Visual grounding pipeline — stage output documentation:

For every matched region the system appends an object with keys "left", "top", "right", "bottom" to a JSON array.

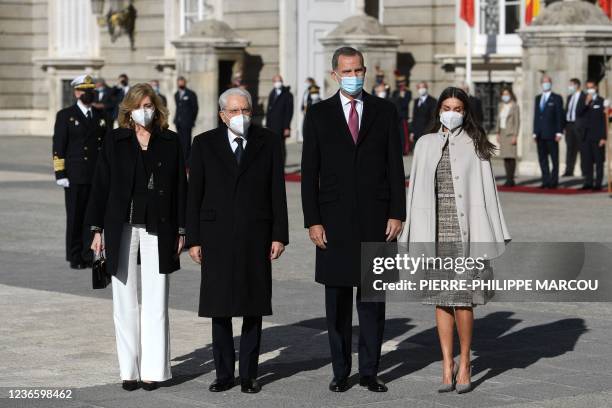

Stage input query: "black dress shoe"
[
  {"left": 580, "top": 185, "right": 593, "bottom": 190},
  {"left": 70, "top": 262, "right": 86, "bottom": 269},
  {"left": 329, "top": 377, "right": 350, "bottom": 392},
  {"left": 240, "top": 378, "right": 261, "bottom": 394},
  {"left": 359, "top": 375, "right": 388, "bottom": 392},
  {"left": 209, "top": 378, "right": 235, "bottom": 392},
  {"left": 142, "top": 381, "right": 158, "bottom": 391},
  {"left": 122, "top": 380, "right": 139, "bottom": 391}
]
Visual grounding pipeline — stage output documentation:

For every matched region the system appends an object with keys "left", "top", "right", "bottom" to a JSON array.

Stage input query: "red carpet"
[{"left": 284, "top": 173, "right": 607, "bottom": 195}]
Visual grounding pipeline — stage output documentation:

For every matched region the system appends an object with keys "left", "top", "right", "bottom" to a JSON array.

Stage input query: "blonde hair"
[{"left": 118, "top": 83, "right": 169, "bottom": 129}]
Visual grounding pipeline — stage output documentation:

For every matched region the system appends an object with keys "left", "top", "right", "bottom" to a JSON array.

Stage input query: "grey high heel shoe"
[
  {"left": 437, "top": 360, "right": 458, "bottom": 393},
  {"left": 455, "top": 365, "right": 472, "bottom": 394}
]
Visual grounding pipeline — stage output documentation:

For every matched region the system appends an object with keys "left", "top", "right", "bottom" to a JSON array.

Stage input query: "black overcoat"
[
  {"left": 85, "top": 126, "right": 187, "bottom": 276},
  {"left": 301, "top": 91, "right": 406, "bottom": 287},
  {"left": 185, "top": 125, "right": 289, "bottom": 317},
  {"left": 265, "top": 86, "right": 294, "bottom": 136}
]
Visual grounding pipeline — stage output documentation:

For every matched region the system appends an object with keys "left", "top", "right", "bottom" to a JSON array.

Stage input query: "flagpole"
[{"left": 466, "top": 21, "right": 472, "bottom": 89}]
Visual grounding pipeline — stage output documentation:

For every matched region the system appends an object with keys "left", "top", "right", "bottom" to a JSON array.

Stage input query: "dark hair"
[
  {"left": 119, "top": 73, "right": 128, "bottom": 80},
  {"left": 427, "top": 87, "right": 496, "bottom": 161},
  {"left": 332, "top": 47, "right": 364, "bottom": 71},
  {"left": 586, "top": 79, "right": 598, "bottom": 86},
  {"left": 569, "top": 78, "right": 581, "bottom": 87},
  {"left": 177, "top": 76, "right": 186, "bottom": 82},
  {"left": 500, "top": 86, "right": 516, "bottom": 102}
]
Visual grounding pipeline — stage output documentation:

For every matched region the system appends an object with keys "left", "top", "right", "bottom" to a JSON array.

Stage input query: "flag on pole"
[
  {"left": 599, "top": 0, "right": 612, "bottom": 19},
  {"left": 526, "top": 0, "right": 540, "bottom": 25},
  {"left": 460, "top": 0, "right": 475, "bottom": 27}
]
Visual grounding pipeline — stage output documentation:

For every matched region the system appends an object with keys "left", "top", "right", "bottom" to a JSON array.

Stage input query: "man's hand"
[
  {"left": 56, "top": 178, "right": 70, "bottom": 188},
  {"left": 189, "top": 246, "right": 202, "bottom": 264},
  {"left": 283, "top": 128, "right": 291, "bottom": 138},
  {"left": 270, "top": 241, "right": 285, "bottom": 260},
  {"left": 599, "top": 139, "right": 607, "bottom": 147},
  {"left": 409, "top": 133, "right": 415, "bottom": 143},
  {"left": 176, "top": 235, "right": 185, "bottom": 256},
  {"left": 308, "top": 224, "right": 327, "bottom": 249},
  {"left": 386, "top": 219, "right": 403, "bottom": 242},
  {"left": 586, "top": 93, "right": 593, "bottom": 104},
  {"left": 555, "top": 133, "right": 563, "bottom": 142},
  {"left": 90, "top": 232, "right": 104, "bottom": 255}
]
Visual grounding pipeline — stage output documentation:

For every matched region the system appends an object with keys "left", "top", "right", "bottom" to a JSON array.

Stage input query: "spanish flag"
[
  {"left": 599, "top": 0, "right": 612, "bottom": 18},
  {"left": 460, "top": 0, "right": 475, "bottom": 27},
  {"left": 526, "top": 0, "right": 540, "bottom": 25}
]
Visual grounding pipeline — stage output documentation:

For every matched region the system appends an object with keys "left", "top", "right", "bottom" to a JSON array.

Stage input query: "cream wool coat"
[{"left": 398, "top": 128, "right": 511, "bottom": 259}]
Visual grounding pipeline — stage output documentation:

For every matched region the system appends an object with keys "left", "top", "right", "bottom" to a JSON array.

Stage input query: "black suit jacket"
[
  {"left": 95, "top": 86, "right": 116, "bottom": 119},
  {"left": 186, "top": 125, "right": 289, "bottom": 317},
  {"left": 85, "top": 127, "right": 187, "bottom": 277},
  {"left": 533, "top": 92, "right": 564, "bottom": 140},
  {"left": 174, "top": 88, "right": 199, "bottom": 129},
  {"left": 266, "top": 86, "right": 294, "bottom": 136},
  {"left": 411, "top": 95, "right": 437, "bottom": 140},
  {"left": 301, "top": 91, "right": 406, "bottom": 287},
  {"left": 52, "top": 104, "right": 110, "bottom": 184},
  {"left": 577, "top": 94, "right": 607, "bottom": 142}
]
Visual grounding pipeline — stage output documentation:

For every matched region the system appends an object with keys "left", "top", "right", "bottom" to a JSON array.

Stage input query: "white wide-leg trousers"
[{"left": 111, "top": 224, "right": 171, "bottom": 381}]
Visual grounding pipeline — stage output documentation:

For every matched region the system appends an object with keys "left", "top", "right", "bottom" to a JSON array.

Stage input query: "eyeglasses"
[{"left": 224, "top": 108, "right": 251, "bottom": 115}]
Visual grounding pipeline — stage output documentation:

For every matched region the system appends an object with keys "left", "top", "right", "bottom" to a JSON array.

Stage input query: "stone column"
[
  {"left": 320, "top": 13, "right": 401, "bottom": 97},
  {"left": 171, "top": 19, "right": 249, "bottom": 135},
  {"left": 518, "top": 0, "right": 612, "bottom": 175}
]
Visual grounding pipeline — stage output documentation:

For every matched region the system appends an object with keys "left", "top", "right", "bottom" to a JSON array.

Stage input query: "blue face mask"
[
  {"left": 336, "top": 74, "right": 364, "bottom": 96},
  {"left": 542, "top": 82, "right": 552, "bottom": 92}
]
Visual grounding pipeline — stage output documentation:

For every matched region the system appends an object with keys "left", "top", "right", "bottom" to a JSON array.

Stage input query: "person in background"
[
  {"left": 112, "top": 73, "right": 130, "bottom": 121},
  {"left": 399, "top": 87, "right": 510, "bottom": 394},
  {"left": 533, "top": 75, "right": 564, "bottom": 189},
  {"left": 391, "top": 73, "right": 412, "bottom": 155},
  {"left": 93, "top": 78, "right": 115, "bottom": 120},
  {"left": 495, "top": 87, "right": 521, "bottom": 186},
  {"left": 371, "top": 66, "right": 390, "bottom": 96},
  {"left": 174, "top": 76, "right": 199, "bottom": 163},
  {"left": 53, "top": 74, "right": 109, "bottom": 269},
  {"left": 265, "top": 74, "right": 294, "bottom": 168},
  {"left": 410, "top": 81, "right": 437, "bottom": 144},
  {"left": 563, "top": 78, "right": 583, "bottom": 177},
  {"left": 576, "top": 80, "right": 607, "bottom": 191},
  {"left": 301, "top": 77, "right": 318, "bottom": 113},
  {"left": 460, "top": 82, "right": 484, "bottom": 126},
  {"left": 186, "top": 87, "right": 288, "bottom": 394},
  {"left": 374, "top": 83, "right": 389, "bottom": 99},
  {"left": 149, "top": 79, "right": 167, "bottom": 107},
  {"left": 87, "top": 83, "right": 187, "bottom": 392}
]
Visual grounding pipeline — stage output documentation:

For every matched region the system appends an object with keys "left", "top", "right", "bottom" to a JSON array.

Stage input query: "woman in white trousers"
[{"left": 87, "top": 83, "right": 187, "bottom": 391}]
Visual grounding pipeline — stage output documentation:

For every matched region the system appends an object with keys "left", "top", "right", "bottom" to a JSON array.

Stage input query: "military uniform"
[{"left": 53, "top": 75, "right": 110, "bottom": 268}]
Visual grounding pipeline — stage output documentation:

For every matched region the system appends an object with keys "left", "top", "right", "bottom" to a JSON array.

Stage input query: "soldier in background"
[
  {"left": 53, "top": 74, "right": 110, "bottom": 269},
  {"left": 391, "top": 73, "right": 411, "bottom": 155}
]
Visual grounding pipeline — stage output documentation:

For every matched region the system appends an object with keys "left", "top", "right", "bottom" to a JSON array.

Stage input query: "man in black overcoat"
[
  {"left": 410, "top": 81, "right": 437, "bottom": 144},
  {"left": 301, "top": 47, "right": 406, "bottom": 393},
  {"left": 265, "top": 74, "right": 294, "bottom": 167},
  {"left": 576, "top": 80, "right": 607, "bottom": 191},
  {"left": 53, "top": 74, "right": 109, "bottom": 269},
  {"left": 173, "top": 76, "right": 199, "bottom": 163},
  {"left": 186, "top": 87, "right": 289, "bottom": 394}
]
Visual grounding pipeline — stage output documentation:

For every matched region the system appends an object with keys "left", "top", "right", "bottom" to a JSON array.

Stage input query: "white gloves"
[{"left": 56, "top": 178, "right": 70, "bottom": 188}]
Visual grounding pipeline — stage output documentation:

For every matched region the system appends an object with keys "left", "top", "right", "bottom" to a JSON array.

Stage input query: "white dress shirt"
[
  {"left": 77, "top": 100, "right": 92, "bottom": 118},
  {"left": 339, "top": 91, "right": 363, "bottom": 129},
  {"left": 227, "top": 128, "right": 247, "bottom": 153},
  {"left": 566, "top": 91, "right": 581, "bottom": 123}
]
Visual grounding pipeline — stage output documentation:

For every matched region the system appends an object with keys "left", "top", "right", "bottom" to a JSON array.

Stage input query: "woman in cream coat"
[
  {"left": 495, "top": 87, "right": 520, "bottom": 186},
  {"left": 399, "top": 87, "right": 510, "bottom": 393}
]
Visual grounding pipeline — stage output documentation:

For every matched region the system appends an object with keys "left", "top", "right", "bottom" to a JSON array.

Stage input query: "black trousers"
[
  {"left": 564, "top": 123, "right": 581, "bottom": 176},
  {"left": 504, "top": 158, "right": 516, "bottom": 182},
  {"left": 176, "top": 125, "right": 193, "bottom": 165},
  {"left": 211, "top": 316, "right": 262, "bottom": 381},
  {"left": 580, "top": 139, "right": 605, "bottom": 188},
  {"left": 536, "top": 139, "right": 559, "bottom": 187},
  {"left": 64, "top": 184, "right": 92, "bottom": 264},
  {"left": 325, "top": 286, "right": 385, "bottom": 380}
]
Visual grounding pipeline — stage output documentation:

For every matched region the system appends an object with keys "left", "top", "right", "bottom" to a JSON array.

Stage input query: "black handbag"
[{"left": 92, "top": 255, "right": 111, "bottom": 289}]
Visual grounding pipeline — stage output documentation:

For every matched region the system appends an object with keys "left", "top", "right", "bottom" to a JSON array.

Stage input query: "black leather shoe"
[
  {"left": 329, "top": 377, "right": 350, "bottom": 392},
  {"left": 122, "top": 380, "right": 139, "bottom": 391},
  {"left": 142, "top": 381, "right": 158, "bottom": 391},
  {"left": 240, "top": 378, "right": 261, "bottom": 394},
  {"left": 70, "top": 262, "right": 86, "bottom": 269},
  {"left": 359, "top": 375, "right": 388, "bottom": 392},
  {"left": 209, "top": 378, "right": 235, "bottom": 392}
]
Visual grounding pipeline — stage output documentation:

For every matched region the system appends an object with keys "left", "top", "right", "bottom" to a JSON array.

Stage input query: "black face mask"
[
  {"left": 79, "top": 91, "right": 95, "bottom": 105},
  {"left": 178, "top": 84, "right": 186, "bottom": 90}
]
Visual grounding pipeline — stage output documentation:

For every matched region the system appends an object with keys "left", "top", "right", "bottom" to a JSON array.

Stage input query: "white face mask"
[
  {"left": 311, "top": 93, "right": 320, "bottom": 101},
  {"left": 273, "top": 81, "right": 283, "bottom": 89},
  {"left": 131, "top": 108, "right": 154, "bottom": 127},
  {"left": 586, "top": 88, "right": 597, "bottom": 95},
  {"left": 542, "top": 82, "right": 552, "bottom": 92},
  {"left": 376, "top": 91, "right": 387, "bottom": 99},
  {"left": 418, "top": 87, "right": 428, "bottom": 97},
  {"left": 568, "top": 85, "right": 577, "bottom": 94},
  {"left": 501, "top": 95, "right": 511, "bottom": 103},
  {"left": 440, "top": 111, "right": 464, "bottom": 131},
  {"left": 227, "top": 113, "right": 251, "bottom": 136}
]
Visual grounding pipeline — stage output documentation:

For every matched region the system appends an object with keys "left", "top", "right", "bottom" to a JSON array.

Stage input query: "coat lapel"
[
  {"left": 331, "top": 92, "right": 357, "bottom": 147},
  {"left": 73, "top": 105, "right": 93, "bottom": 130},
  {"left": 238, "top": 126, "right": 265, "bottom": 176},
  {"left": 210, "top": 127, "right": 239, "bottom": 175},
  {"left": 356, "top": 92, "right": 378, "bottom": 145}
]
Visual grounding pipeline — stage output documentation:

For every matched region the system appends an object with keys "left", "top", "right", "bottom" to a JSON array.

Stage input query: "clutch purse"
[{"left": 92, "top": 255, "right": 111, "bottom": 289}]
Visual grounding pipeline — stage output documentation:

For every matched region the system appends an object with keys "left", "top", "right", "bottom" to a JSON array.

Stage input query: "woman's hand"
[
  {"left": 270, "top": 241, "right": 285, "bottom": 260},
  {"left": 176, "top": 235, "right": 185, "bottom": 256},
  {"left": 189, "top": 246, "right": 202, "bottom": 264},
  {"left": 91, "top": 232, "right": 104, "bottom": 255}
]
